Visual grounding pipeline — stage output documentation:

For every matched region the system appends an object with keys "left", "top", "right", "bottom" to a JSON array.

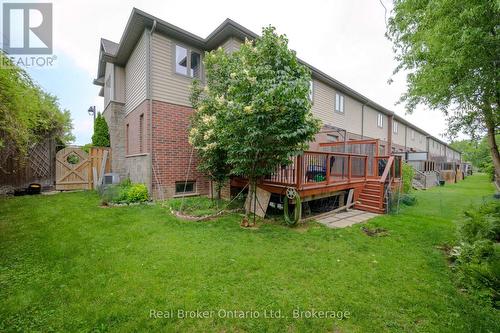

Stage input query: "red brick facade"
[
  {"left": 124, "top": 100, "right": 150, "bottom": 155},
  {"left": 151, "top": 100, "right": 209, "bottom": 198}
]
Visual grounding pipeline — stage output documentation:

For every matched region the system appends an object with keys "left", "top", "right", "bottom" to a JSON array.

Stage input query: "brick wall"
[
  {"left": 151, "top": 100, "right": 209, "bottom": 198},
  {"left": 124, "top": 100, "right": 149, "bottom": 155}
]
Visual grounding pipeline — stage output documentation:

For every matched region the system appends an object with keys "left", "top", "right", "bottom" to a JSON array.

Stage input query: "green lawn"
[{"left": 0, "top": 175, "right": 498, "bottom": 332}]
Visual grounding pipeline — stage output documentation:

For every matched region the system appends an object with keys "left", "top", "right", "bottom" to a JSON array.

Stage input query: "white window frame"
[
  {"left": 308, "top": 80, "right": 314, "bottom": 102},
  {"left": 393, "top": 120, "right": 398, "bottom": 134},
  {"left": 377, "top": 113, "right": 383, "bottom": 128},
  {"left": 411, "top": 129, "right": 415, "bottom": 140},
  {"left": 335, "top": 93, "right": 345, "bottom": 113},
  {"left": 174, "top": 44, "right": 202, "bottom": 79}
]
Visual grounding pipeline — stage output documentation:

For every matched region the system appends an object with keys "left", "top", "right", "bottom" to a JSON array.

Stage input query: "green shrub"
[
  {"left": 98, "top": 180, "right": 149, "bottom": 204},
  {"left": 452, "top": 201, "right": 500, "bottom": 307},
  {"left": 400, "top": 194, "right": 417, "bottom": 206},
  {"left": 460, "top": 201, "right": 500, "bottom": 243},
  {"left": 402, "top": 162, "right": 414, "bottom": 193},
  {"left": 99, "top": 185, "right": 121, "bottom": 206},
  {"left": 121, "top": 184, "right": 149, "bottom": 203}
]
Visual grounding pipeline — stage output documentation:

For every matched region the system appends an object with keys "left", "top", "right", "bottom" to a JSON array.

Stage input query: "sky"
[{"left": 2, "top": 0, "right": 452, "bottom": 145}]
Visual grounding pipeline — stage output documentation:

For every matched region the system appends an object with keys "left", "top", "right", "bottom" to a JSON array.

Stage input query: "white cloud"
[{"left": 50, "top": 0, "right": 452, "bottom": 141}]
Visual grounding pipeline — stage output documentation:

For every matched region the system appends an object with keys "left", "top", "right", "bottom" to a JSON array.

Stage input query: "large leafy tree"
[
  {"left": 0, "top": 52, "right": 73, "bottom": 168},
  {"left": 387, "top": 0, "right": 500, "bottom": 184},
  {"left": 190, "top": 26, "right": 320, "bottom": 219},
  {"left": 189, "top": 80, "right": 231, "bottom": 200}
]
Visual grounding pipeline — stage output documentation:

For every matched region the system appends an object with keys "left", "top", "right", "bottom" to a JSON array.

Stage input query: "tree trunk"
[{"left": 485, "top": 123, "right": 500, "bottom": 188}]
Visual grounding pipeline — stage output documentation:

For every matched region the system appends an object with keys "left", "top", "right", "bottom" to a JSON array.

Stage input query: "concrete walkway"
[{"left": 315, "top": 209, "right": 380, "bottom": 228}]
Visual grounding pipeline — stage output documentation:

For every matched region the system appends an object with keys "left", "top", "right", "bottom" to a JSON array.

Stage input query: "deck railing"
[
  {"left": 263, "top": 151, "right": 402, "bottom": 190},
  {"left": 264, "top": 151, "right": 371, "bottom": 189}
]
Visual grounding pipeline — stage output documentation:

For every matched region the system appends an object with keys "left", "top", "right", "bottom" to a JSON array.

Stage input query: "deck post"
[
  {"left": 347, "top": 155, "right": 352, "bottom": 181},
  {"left": 326, "top": 153, "right": 331, "bottom": 183},
  {"left": 364, "top": 156, "right": 368, "bottom": 180},
  {"left": 296, "top": 154, "right": 303, "bottom": 189}
]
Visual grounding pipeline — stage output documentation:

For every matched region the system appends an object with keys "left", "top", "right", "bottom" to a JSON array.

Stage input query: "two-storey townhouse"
[{"left": 94, "top": 8, "right": 460, "bottom": 199}]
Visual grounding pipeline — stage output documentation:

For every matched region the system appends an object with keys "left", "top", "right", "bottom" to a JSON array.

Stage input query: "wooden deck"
[{"left": 232, "top": 148, "right": 403, "bottom": 214}]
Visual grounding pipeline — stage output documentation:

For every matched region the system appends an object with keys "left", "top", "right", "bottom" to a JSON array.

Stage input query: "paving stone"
[{"left": 315, "top": 209, "right": 380, "bottom": 229}]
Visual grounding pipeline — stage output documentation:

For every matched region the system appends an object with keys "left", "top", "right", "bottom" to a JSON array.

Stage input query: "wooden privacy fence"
[
  {"left": 0, "top": 138, "right": 56, "bottom": 191},
  {"left": 55, "top": 147, "right": 111, "bottom": 190}
]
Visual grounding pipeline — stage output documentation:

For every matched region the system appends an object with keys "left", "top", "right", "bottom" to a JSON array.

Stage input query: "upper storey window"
[
  {"left": 335, "top": 93, "right": 345, "bottom": 113},
  {"left": 393, "top": 120, "right": 399, "bottom": 134},
  {"left": 175, "top": 45, "right": 201, "bottom": 79},
  {"left": 377, "top": 113, "right": 383, "bottom": 128},
  {"left": 308, "top": 81, "right": 314, "bottom": 101}
]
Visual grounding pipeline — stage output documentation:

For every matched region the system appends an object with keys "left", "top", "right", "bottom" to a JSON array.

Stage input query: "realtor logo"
[{"left": 2, "top": 3, "right": 52, "bottom": 54}]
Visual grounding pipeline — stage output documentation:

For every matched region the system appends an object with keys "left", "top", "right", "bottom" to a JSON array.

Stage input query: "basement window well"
[{"left": 175, "top": 181, "right": 196, "bottom": 195}]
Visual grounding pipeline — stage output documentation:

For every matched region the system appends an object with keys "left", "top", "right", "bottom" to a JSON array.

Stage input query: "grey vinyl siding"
[
  {"left": 114, "top": 66, "right": 126, "bottom": 103},
  {"left": 125, "top": 31, "right": 147, "bottom": 114},
  {"left": 362, "top": 106, "right": 387, "bottom": 142},
  {"left": 428, "top": 138, "right": 446, "bottom": 160},
  {"left": 392, "top": 120, "right": 406, "bottom": 146},
  {"left": 104, "top": 63, "right": 113, "bottom": 107},
  {"left": 406, "top": 127, "right": 427, "bottom": 151},
  {"left": 151, "top": 33, "right": 203, "bottom": 107},
  {"left": 220, "top": 37, "right": 242, "bottom": 53},
  {"left": 311, "top": 80, "right": 342, "bottom": 128},
  {"left": 344, "top": 96, "right": 363, "bottom": 136}
]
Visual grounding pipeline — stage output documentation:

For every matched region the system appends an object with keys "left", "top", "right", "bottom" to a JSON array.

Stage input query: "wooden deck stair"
[{"left": 354, "top": 180, "right": 385, "bottom": 214}]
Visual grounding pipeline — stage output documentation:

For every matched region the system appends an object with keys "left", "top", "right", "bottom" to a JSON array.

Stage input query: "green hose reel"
[{"left": 284, "top": 187, "right": 301, "bottom": 225}]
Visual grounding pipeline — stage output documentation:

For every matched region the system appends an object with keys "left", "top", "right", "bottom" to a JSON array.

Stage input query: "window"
[
  {"left": 175, "top": 45, "right": 188, "bottom": 75},
  {"left": 379, "top": 145, "right": 385, "bottom": 155},
  {"left": 377, "top": 113, "right": 383, "bottom": 128},
  {"left": 327, "top": 134, "right": 339, "bottom": 142},
  {"left": 335, "top": 93, "right": 345, "bottom": 113},
  {"left": 419, "top": 134, "right": 423, "bottom": 143},
  {"left": 175, "top": 45, "right": 201, "bottom": 78},
  {"left": 190, "top": 51, "right": 201, "bottom": 78},
  {"left": 308, "top": 81, "right": 314, "bottom": 101},
  {"left": 126, "top": 124, "right": 129, "bottom": 155},
  {"left": 139, "top": 114, "right": 144, "bottom": 153},
  {"left": 393, "top": 120, "right": 398, "bottom": 134},
  {"left": 411, "top": 129, "right": 415, "bottom": 140},
  {"left": 175, "top": 181, "right": 196, "bottom": 195}
]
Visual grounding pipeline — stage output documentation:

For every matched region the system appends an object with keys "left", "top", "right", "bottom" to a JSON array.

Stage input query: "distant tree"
[
  {"left": 387, "top": 0, "right": 500, "bottom": 184},
  {"left": 190, "top": 27, "right": 321, "bottom": 222},
  {"left": 91, "top": 112, "right": 110, "bottom": 147},
  {"left": 451, "top": 135, "right": 500, "bottom": 180},
  {"left": 0, "top": 52, "right": 73, "bottom": 167}
]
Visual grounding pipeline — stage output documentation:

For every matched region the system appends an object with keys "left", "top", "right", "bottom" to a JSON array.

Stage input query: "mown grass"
[{"left": 0, "top": 175, "right": 498, "bottom": 332}]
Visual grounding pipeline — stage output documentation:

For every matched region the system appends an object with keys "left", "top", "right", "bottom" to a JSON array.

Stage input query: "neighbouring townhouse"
[{"left": 94, "top": 8, "right": 461, "bottom": 200}]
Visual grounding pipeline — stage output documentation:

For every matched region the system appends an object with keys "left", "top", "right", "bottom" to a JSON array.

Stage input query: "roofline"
[{"left": 93, "top": 8, "right": 461, "bottom": 154}]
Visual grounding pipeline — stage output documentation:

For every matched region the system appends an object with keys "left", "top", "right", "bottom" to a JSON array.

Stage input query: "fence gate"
[{"left": 56, "top": 147, "right": 90, "bottom": 190}]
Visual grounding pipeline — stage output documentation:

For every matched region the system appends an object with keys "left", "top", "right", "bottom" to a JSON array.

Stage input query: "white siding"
[{"left": 125, "top": 31, "right": 147, "bottom": 114}]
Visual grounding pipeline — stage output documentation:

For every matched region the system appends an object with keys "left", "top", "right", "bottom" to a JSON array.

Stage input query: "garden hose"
[{"left": 284, "top": 188, "right": 301, "bottom": 225}]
